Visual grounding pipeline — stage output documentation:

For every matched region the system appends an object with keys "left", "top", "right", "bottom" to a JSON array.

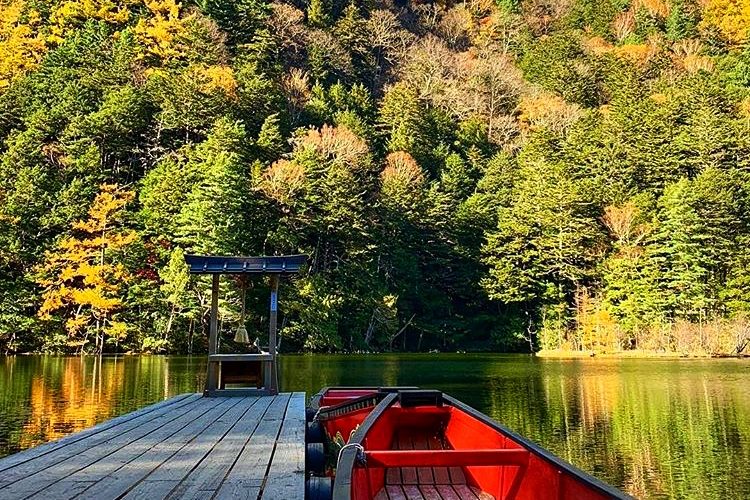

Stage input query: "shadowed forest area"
[{"left": 1, "top": 0, "right": 750, "bottom": 355}]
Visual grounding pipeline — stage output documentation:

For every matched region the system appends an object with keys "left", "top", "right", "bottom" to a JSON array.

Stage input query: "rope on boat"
[{"left": 338, "top": 442, "right": 366, "bottom": 466}]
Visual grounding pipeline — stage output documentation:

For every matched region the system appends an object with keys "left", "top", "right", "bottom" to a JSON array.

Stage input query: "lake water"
[{"left": 0, "top": 354, "right": 748, "bottom": 499}]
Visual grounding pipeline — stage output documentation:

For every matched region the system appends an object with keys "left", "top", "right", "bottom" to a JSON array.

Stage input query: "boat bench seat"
[{"left": 373, "top": 431, "right": 497, "bottom": 500}]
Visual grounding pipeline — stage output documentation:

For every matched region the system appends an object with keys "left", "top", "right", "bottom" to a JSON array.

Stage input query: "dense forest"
[{"left": 0, "top": 0, "right": 749, "bottom": 355}]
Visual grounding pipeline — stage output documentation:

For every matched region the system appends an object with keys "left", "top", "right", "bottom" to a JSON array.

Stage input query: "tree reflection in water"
[{"left": 0, "top": 354, "right": 748, "bottom": 499}]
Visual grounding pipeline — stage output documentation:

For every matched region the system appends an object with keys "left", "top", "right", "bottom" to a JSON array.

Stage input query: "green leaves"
[
  {"left": 2, "top": 0, "right": 750, "bottom": 356},
  {"left": 482, "top": 159, "right": 603, "bottom": 305}
]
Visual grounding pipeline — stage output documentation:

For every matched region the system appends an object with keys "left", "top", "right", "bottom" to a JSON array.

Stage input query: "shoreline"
[
  {"left": 535, "top": 349, "right": 749, "bottom": 359},
  {"left": 1, "top": 350, "right": 749, "bottom": 359}
]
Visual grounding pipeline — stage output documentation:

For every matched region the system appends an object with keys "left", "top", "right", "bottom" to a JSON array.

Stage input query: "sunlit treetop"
[
  {"left": 701, "top": 0, "right": 750, "bottom": 44},
  {"left": 0, "top": 0, "right": 46, "bottom": 88}
]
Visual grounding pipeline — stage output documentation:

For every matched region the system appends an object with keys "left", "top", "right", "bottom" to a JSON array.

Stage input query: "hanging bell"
[{"left": 234, "top": 324, "right": 250, "bottom": 344}]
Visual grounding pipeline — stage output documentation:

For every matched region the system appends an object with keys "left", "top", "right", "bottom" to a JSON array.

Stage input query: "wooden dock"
[{"left": 0, "top": 392, "right": 306, "bottom": 500}]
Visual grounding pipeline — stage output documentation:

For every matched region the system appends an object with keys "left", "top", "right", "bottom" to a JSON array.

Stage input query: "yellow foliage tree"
[
  {"left": 48, "top": 0, "right": 136, "bottom": 43},
  {"left": 0, "top": 0, "right": 46, "bottom": 89},
  {"left": 37, "top": 184, "right": 137, "bottom": 352},
  {"left": 190, "top": 64, "right": 238, "bottom": 97},
  {"left": 701, "top": 0, "right": 750, "bottom": 44},
  {"left": 135, "top": 0, "right": 192, "bottom": 62}
]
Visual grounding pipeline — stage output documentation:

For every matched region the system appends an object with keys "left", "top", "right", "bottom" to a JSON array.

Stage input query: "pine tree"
[
  {"left": 308, "top": 0, "right": 331, "bottom": 28},
  {"left": 157, "top": 247, "right": 193, "bottom": 351},
  {"left": 440, "top": 153, "right": 477, "bottom": 204},
  {"left": 482, "top": 160, "right": 602, "bottom": 306},
  {"left": 601, "top": 202, "right": 665, "bottom": 343},
  {"left": 651, "top": 179, "right": 712, "bottom": 321},
  {"left": 176, "top": 117, "right": 258, "bottom": 255},
  {"left": 255, "top": 113, "right": 285, "bottom": 163},
  {"left": 665, "top": 0, "right": 698, "bottom": 41},
  {"left": 197, "top": 0, "right": 270, "bottom": 48}
]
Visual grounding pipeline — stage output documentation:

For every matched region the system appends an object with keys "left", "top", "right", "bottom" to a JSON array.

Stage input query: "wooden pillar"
[
  {"left": 267, "top": 274, "right": 280, "bottom": 395},
  {"left": 206, "top": 274, "right": 220, "bottom": 395}
]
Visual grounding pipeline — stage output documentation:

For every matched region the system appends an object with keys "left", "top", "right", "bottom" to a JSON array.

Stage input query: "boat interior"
[
  {"left": 351, "top": 403, "right": 517, "bottom": 500},
  {"left": 318, "top": 388, "right": 620, "bottom": 500},
  {"left": 341, "top": 395, "right": 613, "bottom": 500}
]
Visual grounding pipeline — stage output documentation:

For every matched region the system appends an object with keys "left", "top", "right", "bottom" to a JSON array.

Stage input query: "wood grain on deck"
[{"left": 0, "top": 393, "right": 305, "bottom": 500}]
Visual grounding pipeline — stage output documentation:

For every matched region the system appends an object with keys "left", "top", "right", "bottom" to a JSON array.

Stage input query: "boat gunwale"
[
  {"left": 443, "top": 394, "right": 633, "bottom": 500},
  {"left": 311, "top": 386, "right": 420, "bottom": 412},
  {"left": 331, "top": 390, "right": 633, "bottom": 500}
]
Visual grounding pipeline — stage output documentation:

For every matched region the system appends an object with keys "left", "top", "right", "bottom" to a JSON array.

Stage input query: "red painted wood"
[
  {"left": 365, "top": 449, "right": 530, "bottom": 468},
  {"left": 320, "top": 405, "right": 374, "bottom": 445},
  {"left": 326, "top": 392, "right": 620, "bottom": 500}
]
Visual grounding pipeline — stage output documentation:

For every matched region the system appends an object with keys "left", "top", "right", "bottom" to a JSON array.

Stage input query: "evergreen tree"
[
  {"left": 482, "top": 160, "right": 602, "bottom": 324},
  {"left": 197, "top": 0, "right": 270, "bottom": 48},
  {"left": 175, "top": 117, "right": 259, "bottom": 255},
  {"left": 666, "top": 0, "right": 698, "bottom": 41},
  {"left": 308, "top": 0, "right": 332, "bottom": 28}
]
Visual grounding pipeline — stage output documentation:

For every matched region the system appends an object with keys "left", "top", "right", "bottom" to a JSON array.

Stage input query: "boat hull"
[{"left": 310, "top": 388, "right": 631, "bottom": 500}]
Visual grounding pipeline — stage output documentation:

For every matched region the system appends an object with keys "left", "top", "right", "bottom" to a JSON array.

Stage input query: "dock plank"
[
  {"left": 213, "top": 393, "right": 292, "bottom": 500},
  {"left": 30, "top": 396, "right": 234, "bottom": 499},
  {"left": 259, "top": 392, "right": 306, "bottom": 500},
  {"left": 0, "top": 394, "right": 199, "bottom": 476},
  {"left": 0, "top": 395, "right": 206, "bottom": 498},
  {"left": 0, "top": 392, "right": 307, "bottom": 500},
  {"left": 166, "top": 396, "right": 273, "bottom": 499},
  {"left": 64, "top": 397, "right": 244, "bottom": 500},
  {"left": 121, "top": 397, "right": 259, "bottom": 500}
]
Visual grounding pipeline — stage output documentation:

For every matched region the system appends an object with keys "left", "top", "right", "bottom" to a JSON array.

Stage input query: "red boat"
[{"left": 306, "top": 387, "right": 631, "bottom": 500}]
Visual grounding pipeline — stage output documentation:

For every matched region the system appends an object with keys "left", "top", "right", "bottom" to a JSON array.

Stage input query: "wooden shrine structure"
[{"left": 184, "top": 254, "right": 307, "bottom": 397}]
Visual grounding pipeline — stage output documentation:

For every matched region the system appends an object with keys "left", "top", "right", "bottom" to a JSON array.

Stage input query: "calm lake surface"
[{"left": 0, "top": 354, "right": 748, "bottom": 499}]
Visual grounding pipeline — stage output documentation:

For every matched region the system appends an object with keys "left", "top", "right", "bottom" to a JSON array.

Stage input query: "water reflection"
[
  {"left": 0, "top": 354, "right": 748, "bottom": 499},
  {"left": 0, "top": 356, "right": 205, "bottom": 455}
]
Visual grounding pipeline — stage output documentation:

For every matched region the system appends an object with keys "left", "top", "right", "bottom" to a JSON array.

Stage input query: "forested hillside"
[{"left": 1, "top": 0, "right": 749, "bottom": 354}]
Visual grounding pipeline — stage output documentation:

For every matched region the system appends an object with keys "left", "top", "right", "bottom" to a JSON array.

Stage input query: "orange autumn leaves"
[
  {"left": 37, "top": 184, "right": 136, "bottom": 348},
  {"left": 257, "top": 125, "right": 427, "bottom": 209}
]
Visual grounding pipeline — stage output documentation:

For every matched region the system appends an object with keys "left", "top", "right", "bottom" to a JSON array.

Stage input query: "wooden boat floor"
[{"left": 375, "top": 430, "right": 494, "bottom": 500}]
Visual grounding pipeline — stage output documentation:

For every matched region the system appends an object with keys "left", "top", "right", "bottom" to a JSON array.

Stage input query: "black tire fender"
[
  {"left": 306, "top": 442, "right": 326, "bottom": 476},
  {"left": 306, "top": 475, "right": 332, "bottom": 500},
  {"left": 306, "top": 420, "right": 324, "bottom": 443}
]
